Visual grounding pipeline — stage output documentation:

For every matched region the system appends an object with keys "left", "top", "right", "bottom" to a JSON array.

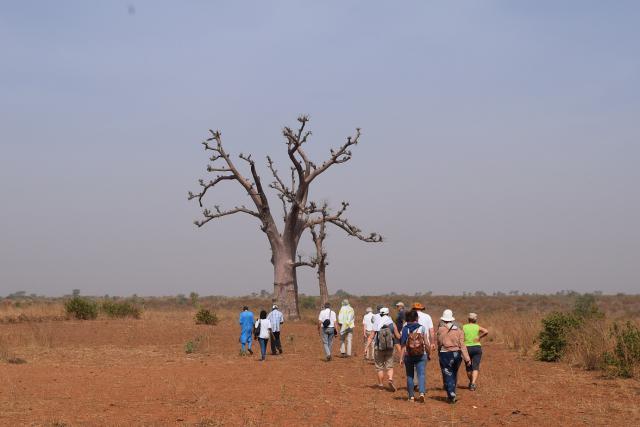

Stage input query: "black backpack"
[{"left": 376, "top": 325, "right": 393, "bottom": 351}]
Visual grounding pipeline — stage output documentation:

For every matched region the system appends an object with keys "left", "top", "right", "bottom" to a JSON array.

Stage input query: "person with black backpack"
[
  {"left": 317, "top": 302, "right": 339, "bottom": 361},
  {"left": 398, "top": 309, "right": 428, "bottom": 402},
  {"left": 373, "top": 307, "right": 401, "bottom": 391}
]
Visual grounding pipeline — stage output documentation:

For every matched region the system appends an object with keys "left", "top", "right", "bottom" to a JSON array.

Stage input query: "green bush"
[
  {"left": 299, "top": 295, "right": 317, "bottom": 310},
  {"left": 537, "top": 312, "right": 580, "bottom": 361},
  {"left": 101, "top": 300, "right": 142, "bottom": 319},
  {"left": 64, "top": 297, "right": 98, "bottom": 320},
  {"left": 195, "top": 308, "right": 218, "bottom": 325},
  {"left": 604, "top": 321, "right": 640, "bottom": 378},
  {"left": 573, "top": 294, "right": 603, "bottom": 319}
]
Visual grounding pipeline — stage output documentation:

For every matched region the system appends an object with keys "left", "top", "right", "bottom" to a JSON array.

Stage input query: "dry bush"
[
  {"left": 483, "top": 311, "right": 543, "bottom": 356},
  {"left": 562, "top": 318, "right": 611, "bottom": 370}
]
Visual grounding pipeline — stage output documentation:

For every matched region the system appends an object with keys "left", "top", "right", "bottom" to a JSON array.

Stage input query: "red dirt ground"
[{"left": 1, "top": 312, "right": 639, "bottom": 426}]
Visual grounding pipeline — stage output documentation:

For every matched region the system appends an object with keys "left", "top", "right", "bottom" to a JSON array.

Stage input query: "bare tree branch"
[{"left": 195, "top": 205, "right": 260, "bottom": 227}]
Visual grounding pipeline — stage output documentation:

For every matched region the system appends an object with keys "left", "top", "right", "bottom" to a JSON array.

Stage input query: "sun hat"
[
  {"left": 365, "top": 307, "right": 373, "bottom": 313},
  {"left": 411, "top": 302, "right": 425, "bottom": 310},
  {"left": 468, "top": 312, "right": 478, "bottom": 321},
  {"left": 441, "top": 309, "right": 455, "bottom": 322},
  {"left": 379, "top": 307, "right": 390, "bottom": 315},
  {"left": 395, "top": 302, "right": 405, "bottom": 307},
  {"left": 272, "top": 304, "right": 278, "bottom": 309}
]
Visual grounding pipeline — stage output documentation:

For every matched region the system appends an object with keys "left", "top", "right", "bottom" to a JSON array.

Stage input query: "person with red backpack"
[{"left": 399, "top": 309, "right": 428, "bottom": 402}]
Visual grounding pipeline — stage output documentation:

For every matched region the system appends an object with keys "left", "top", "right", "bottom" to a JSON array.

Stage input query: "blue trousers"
[
  {"left": 240, "top": 329, "right": 252, "bottom": 351},
  {"left": 405, "top": 354, "right": 427, "bottom": 397},
  {"left": 258, "top": 338, "right": 268, "bottom": 360},
  {"left": 439, "top": 351, "right": 462, "bottom": 399}
]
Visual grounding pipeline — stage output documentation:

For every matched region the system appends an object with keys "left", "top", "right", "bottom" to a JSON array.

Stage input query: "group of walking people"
[
  {"left": 239, "top": 299, "right": 488, "bottom": 404},
  {"left": 238, "top": 304, "right": 284, "bottom": 361},
  {"left": 318, "top": 300, "right": 488, "bottom": 404}
]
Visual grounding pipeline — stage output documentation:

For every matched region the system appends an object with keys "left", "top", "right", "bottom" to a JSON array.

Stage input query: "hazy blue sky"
[{"left": 1, "top": 1, "right": 638, "bottom": 297}]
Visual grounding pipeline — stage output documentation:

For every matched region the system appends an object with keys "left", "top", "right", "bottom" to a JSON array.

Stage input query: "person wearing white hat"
[
  {"left": 267, "top": 304, "right": 284, "bottom": 355},
  {"left": 338, "top": 299, "right": 355, "bottom": 357},
  {"left": 437, "top": 309, "right": 471, "bottom": 403},
  {"left": 372, "top": 307, "right": 401, "bottom": 391},
  {"left": 362, "top": 307, "right": 375, "bottom": 361}
]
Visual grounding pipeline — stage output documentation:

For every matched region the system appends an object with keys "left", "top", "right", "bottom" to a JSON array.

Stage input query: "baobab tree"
[
  {"left": 305, "top": 201, "right": 382, "bottom": 305},
  {"left": 188, "top": 116, "right": 378, "bottom": 319}
]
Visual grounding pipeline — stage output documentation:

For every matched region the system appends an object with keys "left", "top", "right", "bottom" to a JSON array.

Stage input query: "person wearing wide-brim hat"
[{"left": 437, "top": 309, "right": 471, "bottom": 404}]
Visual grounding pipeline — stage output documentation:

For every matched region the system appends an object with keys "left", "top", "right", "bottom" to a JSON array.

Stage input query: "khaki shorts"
[{"left": 374, "top": 348, "right": 394, "bottom": 371}]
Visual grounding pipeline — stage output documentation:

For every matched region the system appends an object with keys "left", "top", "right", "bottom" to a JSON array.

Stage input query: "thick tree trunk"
[{"left": 273, "top": 252, "right": 300, "bottom": 320}]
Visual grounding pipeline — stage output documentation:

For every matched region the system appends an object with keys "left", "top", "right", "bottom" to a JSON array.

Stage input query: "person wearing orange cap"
[{"left": 410, "top": 302, "right": 435, "bottom": 392}]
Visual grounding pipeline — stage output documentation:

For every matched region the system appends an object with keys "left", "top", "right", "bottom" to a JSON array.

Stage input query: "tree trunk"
[
  {"left": 273, "top": 252, "right": 300, "bottom": 320},
  {"left": 318, "top": 260, "right": 328, "bottom": 306}
]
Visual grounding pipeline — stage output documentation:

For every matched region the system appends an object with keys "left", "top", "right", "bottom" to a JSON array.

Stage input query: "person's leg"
[
  {"left": 376, "top": 369, "right": 384, "bottom": 386},
  {"left": 340, "top": 332, "right": 346, "bottom": 355},
  {"left": 374, "top": 350, "right": 385, "bottom": 387},
  {"left": 439, "top": 351, "right": 456, "bottom": 400},
  {"left": 275, "top": 331, "right": 282, "bottom": 353},
  {"left": 416, "top": 354, "right": 427, "bottom": 395},
  {"left": 321, "top": 329, "right": 330, "bottom": 358},
  {"left": 270, "top": 333, "right": 277, "bottom": 355},
  {"left": 346, "top": 330, "right": 353, "bottom": 356},
  {"left": 247, "top": 332, "right": 253, "bottom": 354},
  {"left": 261, "top": 338, "right": 268, "bottom": 360},
  {"left": 451, "top": 351, "right": 462, "bottom": 397},
  {"left": 405, "top": 357, "right": 415, "bottom": 399},
  {"left": 326, "top": 328, "right": 334, "bottom": 358},
  {"left": 471, "top": 347, "right": 482, "bottom": 388}
]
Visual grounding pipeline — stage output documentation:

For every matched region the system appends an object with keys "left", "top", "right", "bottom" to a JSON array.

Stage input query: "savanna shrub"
[
  {"left": 299, "top": 295, "right": 317, "bottom": 310},
  {"left": 195, "top": 308, "right": 218, "bottom": 325},
  {"left": 101, "top": 300, "right": 142, "bottom": 319},
  {"left": 604, "top": 321, "right": 640, "bottom": 378},
  {"left": 64, "top": 297, "right": 98, "bottom": 320},
  {"left": 573, "top": 294, "right": 603, "bottom": 319},
  {"left": 537, "top": 312, "right": 580, "bottom": 362}
]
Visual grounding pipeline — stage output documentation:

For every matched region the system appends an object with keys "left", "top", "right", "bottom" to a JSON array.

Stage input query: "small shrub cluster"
[
  {"left": 64, "top": 297, "right": 98, "bottom": 320},
  {"left": 185, "top": 336, "right": 202, "bottom": 354},
  {"left": 195, "top": 308, "right": 217, "bottom": 325},
  {"left": 604, "top": 321, "right": 640, "bottom": 378},
  {"left": 537, "top": 312, "right": 581, "bottom": 362},
  {"left": 101, "top": 300, "right": 142, "bottom": 319},
  {"left": 299, "top": 295, "right": 317, "bottom": 310}
]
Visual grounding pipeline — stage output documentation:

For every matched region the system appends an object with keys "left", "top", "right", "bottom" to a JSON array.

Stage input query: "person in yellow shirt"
[
  {"left": 463, "top": 312, "right": 489, "bottom": 391},
  {"left": 338, "top": 299, "right": 355, "bottom": 357}
]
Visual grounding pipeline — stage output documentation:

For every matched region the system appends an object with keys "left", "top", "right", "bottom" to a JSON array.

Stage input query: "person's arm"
[
  {"left": 334, "top": 313, "right": 340, "bottom": 333},
  {"left": 393, "top": 324, "right": 401, "bottom": 340},
  {"left": 429, "top": 327, "right": 436, "bottom": 351},
  {"left": 459, "top": 331, "right": 471, "bottom": 364},
  {"left": 478, "top": 326, "right": 489, "bottom": 340}
]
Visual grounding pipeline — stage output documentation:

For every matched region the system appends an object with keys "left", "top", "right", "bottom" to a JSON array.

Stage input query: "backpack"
[
  {"left": 376, "top": 325, "right": 393, "bottom": 351},
  {"left": 253, "top": 319, "right": 261, "bottom": 338},
  {"left": 406, "top": 327, "right": 426, "bottom": 357}
]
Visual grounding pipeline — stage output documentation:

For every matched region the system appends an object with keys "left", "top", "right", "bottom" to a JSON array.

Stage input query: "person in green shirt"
[{"left": 463, "top": 312, "right": 489, "bottom": 391}]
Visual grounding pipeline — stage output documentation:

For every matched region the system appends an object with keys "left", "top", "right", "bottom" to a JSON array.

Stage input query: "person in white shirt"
[
  {"left": 338, "top": 299, "right": 355, "bottom": 357},
  {"left": 362, "top": 307, "right": 375, "bottom": 361},
  {"left": 372, "top": 307, "right": 401, "bottom": 391},
  {"left": 366, "top": 304, "right": 384, "bottom": 358},
  {"left": 318, "top": 302, "right": 339, "bottom": 361},
  {"left": 254, "top": 309, "right": 272, "bottom": 361}
]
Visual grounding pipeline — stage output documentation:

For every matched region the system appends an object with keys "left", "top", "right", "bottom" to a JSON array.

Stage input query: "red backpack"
[{"left": 406, "top": 327, "right": 426, "bottom": 357}]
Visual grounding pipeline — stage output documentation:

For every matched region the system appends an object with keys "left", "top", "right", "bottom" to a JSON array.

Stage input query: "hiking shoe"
[
  {"left": 408, "top": 396, "right": 415, "bottom": 402},
  {"left": 469, "top": 383, "right": 477, "bottom": 391},
  {"left": 278, "top": 348, "right": 283, "bottom": 354},
  {"left": 417, "top": 393, "right": 425, "bottom": 403},
  {"left": 388, "top": 380, "right": 397, "bottom": 392},
  {"left": 448, "top": 394, "right": 457, "bottom": 404},
  {"left": 326, "top": 355, "right": 332, "bottom": 361},
  {"left": 247, "top": 349, "right": 253, "bottom": 355},
  {"left": 377, "top": 384, "right": 385, "bottom": 390},
  {"left": 239, "top": 350, "right": 246, "bottom": 356}
]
